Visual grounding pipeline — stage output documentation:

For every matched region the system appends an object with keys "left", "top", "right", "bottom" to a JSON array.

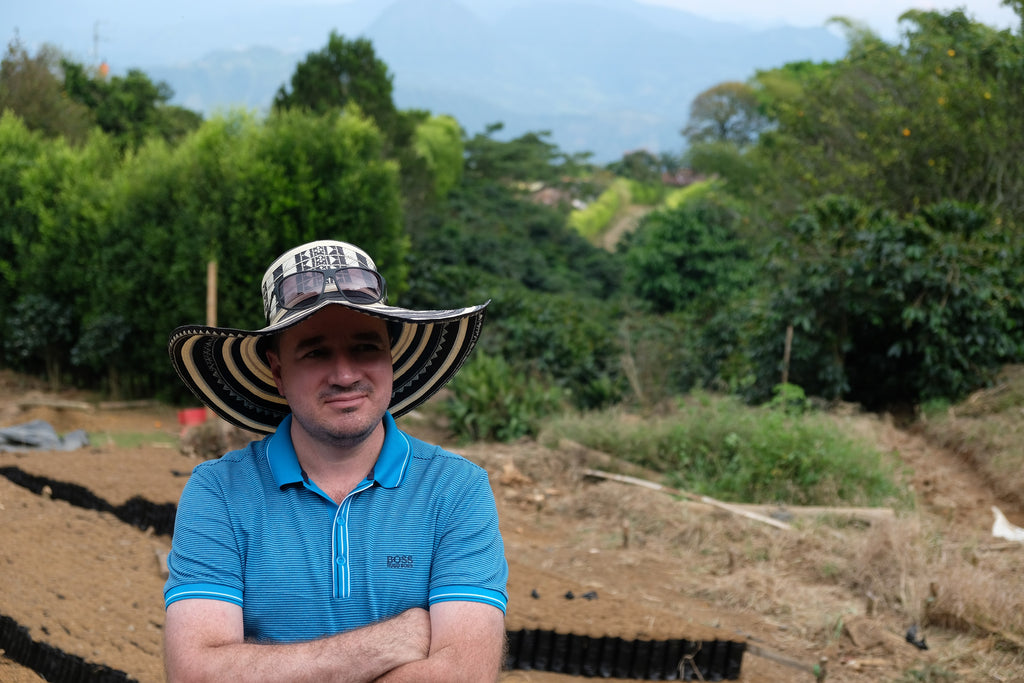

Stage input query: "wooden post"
[
  {"left": 205, "top": 261, "right": 218, "bottom": 421},
  {"left": 206, "top": 261, "right": 218, "bottom": 327},
  {"left": 781, "top": 324, "right": 794, "bottom": 385}
]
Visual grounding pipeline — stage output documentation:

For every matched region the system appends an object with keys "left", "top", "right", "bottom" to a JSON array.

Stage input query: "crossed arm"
[{"left": 164, "top": 598, "right": 506, "bottom": 683}]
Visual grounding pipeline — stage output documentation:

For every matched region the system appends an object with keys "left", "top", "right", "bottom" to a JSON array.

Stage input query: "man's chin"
[{"left": 298, "top": 410, "right": 385, "bottom": 449}]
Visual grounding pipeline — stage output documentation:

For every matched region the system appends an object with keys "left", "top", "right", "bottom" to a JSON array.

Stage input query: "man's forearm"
[
  {"left": 373, "top": 605, "right": 506, "bottom": 683},
  {"left": 165, "top": 606, "right": 430, "bottom": 683}
]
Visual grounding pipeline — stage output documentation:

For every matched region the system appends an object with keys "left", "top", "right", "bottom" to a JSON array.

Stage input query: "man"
[{"left": 164, "top": 240, "right": 508, "bottom": 682}]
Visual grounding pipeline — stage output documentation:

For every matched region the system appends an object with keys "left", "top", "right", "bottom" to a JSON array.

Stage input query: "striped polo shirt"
[{"left": 164, "top": 412, "right": 508, "bottom": 642}]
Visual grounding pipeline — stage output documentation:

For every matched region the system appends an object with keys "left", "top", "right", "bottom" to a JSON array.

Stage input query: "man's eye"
[{"left": 355, "top": 344, "right": 384, "bottom": 353}]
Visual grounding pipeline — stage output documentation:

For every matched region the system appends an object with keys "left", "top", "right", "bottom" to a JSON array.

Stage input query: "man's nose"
[{"left": 327, "top": 351, "right": 362, "bottom": 384}]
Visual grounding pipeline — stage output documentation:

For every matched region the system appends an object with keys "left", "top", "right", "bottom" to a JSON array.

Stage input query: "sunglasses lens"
[
  {"left": 279, "top": 271, "right": 326, "bottom": 309},
  {"left": 334, "top": 268, "right": 383, "bottom": 304},
  {"left": 277, "top": 268, "right": 384, "bottom": 310}
]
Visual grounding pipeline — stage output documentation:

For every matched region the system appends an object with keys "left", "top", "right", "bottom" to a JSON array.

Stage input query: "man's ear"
[{"left": 266, "top": 348, "right": 286, "bottom": 397}]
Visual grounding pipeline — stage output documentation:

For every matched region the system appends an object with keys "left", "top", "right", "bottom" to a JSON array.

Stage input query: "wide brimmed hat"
[{"left": 168, "top": 240, "right": 487, "bottom": 434}]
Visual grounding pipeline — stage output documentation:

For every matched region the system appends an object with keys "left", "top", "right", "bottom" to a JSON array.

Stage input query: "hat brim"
[{"left": 168, "top": 299, "right": 488, "bottom": 434}]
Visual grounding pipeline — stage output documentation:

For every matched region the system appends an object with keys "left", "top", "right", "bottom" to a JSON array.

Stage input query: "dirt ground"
[{"left": 1, "top": 370, "right": 1022, "bottom": 682}]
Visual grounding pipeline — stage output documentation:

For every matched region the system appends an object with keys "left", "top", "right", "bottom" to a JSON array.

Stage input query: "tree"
[
  {"left": 463, "top": 124, "right": 590, "bottom": 183},
  {"left": 679, "top": 81, "right": 774, "bottom": 201},
  {"left": 748, "top": 11, "right": 1024, "bottom": 219},
  {"left": 0, "top": 104, "right": 406, "bottom": 398},
  {"left": 71, "top": 314, "right": 131, "bottom": 398},
  {"left": 273, "top": 33, "right": 398, "bottom": 139},
  {"left": 759, "top": 195, "right": 1024, "bottom": 407},
  {"left": 4, "top": 295, "right": 75, "bottom": 390},
  {"left": 62, "top": 61, "right": 201, "bottom": 151},
  {"left": 411, "top": 114, "right": 464, "bottom": 199},
  {"left": 0, "top": 113, "right": 48, "bottom": 320},
  {"left": 682, "top": 81, "right": 769, "bottom": 149},
  {"left": 606, "top": 149, "right": 663, "bottom": 184},
  {"left": 0, "top": 36, "right": 91, "bottom": 144},
  {"left": 117, "top": 107, "right": 405, "bottom": 395},
  {"left": 1, "top": 123, "right": 120, "bottom": 389},
  {"left": 622, "top": 196, "right": 754, "bottom": 316}
]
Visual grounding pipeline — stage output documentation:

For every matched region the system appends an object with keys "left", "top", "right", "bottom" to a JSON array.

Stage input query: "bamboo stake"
[
  {"left": 206, "top": 260, "right": 217, "bottom": 420},
  {"left": 581, "top": 468, "right": 792, "bottom": 531},
  {"left": 206, "top": 260, "right": 218, "bottom": 327},
  {"left": 782, "top": 324, "right": 794, "bottom": 385}
]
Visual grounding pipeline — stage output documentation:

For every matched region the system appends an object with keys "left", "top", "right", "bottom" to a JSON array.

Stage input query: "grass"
[
  {"left": 89, "top": 430, "right": 178, "bottom": 449},
  {"left": 539, "top": 391, "right": 909, "bottom": 507},
  {"left": 567, "top": 177, "right": 628, "bottom": 239},
  {"left": 535, "top": 380, "right": 1024, "bottom": 678},
  {"left": 915, "top": 364, "right": 1024, "bottom": 509}
]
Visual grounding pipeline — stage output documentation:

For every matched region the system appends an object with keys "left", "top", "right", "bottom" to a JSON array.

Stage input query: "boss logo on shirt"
[{"left": 386, "top": 554, "right": 414, "bottom": 569}]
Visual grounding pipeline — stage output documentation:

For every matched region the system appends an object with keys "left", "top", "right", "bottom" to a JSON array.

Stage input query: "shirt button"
[{"left": 336, "top": 556, "right": 345, "bottom": 565}]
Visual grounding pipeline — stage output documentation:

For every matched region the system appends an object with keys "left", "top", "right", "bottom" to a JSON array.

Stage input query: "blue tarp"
[{"left": 0, "top": 420, "right": 89, "bottom": 452}]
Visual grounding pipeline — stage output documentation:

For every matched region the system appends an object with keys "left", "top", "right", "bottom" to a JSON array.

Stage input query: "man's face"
[{"left": 266, "top": 305, "right": 393, "bottom": 449}]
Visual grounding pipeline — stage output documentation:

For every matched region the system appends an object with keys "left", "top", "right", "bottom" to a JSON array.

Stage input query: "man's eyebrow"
[
  {"left": 293, "top": 334, "right": 328, "bottom": 353},
  {"left": 350, "top": 331, "right": 388, "bottom": 344},
  {"left": 293, "top": 330, "right": 386, "bottom": 352}
]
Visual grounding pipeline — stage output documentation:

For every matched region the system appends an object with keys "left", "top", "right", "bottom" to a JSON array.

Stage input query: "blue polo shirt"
[{"left": 164, "top": 412, "right": 508, "bottom": 642}]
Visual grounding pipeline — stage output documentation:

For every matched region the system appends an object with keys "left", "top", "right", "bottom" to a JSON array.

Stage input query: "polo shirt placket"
[
  {"left": 291, "top": 440, "right": 388, "bottom": 601},
  {"left": 331, "top": 481, "right": 372, "bottom": 599}
]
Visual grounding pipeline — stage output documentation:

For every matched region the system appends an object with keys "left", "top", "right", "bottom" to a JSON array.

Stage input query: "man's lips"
[{"left": 322, "top": 392, "right": 367, "bottom": 407}]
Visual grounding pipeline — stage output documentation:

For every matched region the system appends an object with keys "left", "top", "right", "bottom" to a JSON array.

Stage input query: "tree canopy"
[
  {"left": 681, "top": 81, "right": 769, "bottom": 149},
  {"left": 273, "top": 32, "right": 398, "bottom": 140},
  {"left": 2, "top": 15, "right": 1024, "bottom": 415},
  {"left": 0, "top": 37, "right": 92, "bottom": 144}
]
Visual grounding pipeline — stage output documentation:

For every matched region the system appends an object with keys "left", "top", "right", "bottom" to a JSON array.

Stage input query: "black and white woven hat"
[{"left": 168, "top": 240, "right": 487, "bottom": 434}]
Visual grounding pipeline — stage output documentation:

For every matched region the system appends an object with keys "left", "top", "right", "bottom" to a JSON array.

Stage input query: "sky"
[
  {"left": 6, "top": 1, "right": 1020, "bottom": 62},
  {"left": 641, "top": 0, "right": 1019, "bottom": 40}
]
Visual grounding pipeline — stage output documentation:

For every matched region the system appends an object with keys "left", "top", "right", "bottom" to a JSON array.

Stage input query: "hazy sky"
[
  {"left": 641, "top": 0, "right": 1019, "bottom": 40},
  {"left": 5, "top": 0, "right": 1020, "bottom": 66}
]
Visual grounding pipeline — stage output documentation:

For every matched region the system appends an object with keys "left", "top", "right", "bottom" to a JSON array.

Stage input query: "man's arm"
[
  {"left": 164, "top": 599, "right": 430, "bottom": 683},
  {"left": 376, "top": 601, "right": 506, "bottom": 683}
]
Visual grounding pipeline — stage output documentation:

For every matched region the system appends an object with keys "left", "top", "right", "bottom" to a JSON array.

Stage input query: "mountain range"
[{"left": 9, "top": 0, "right": 849, "bottom": 161}]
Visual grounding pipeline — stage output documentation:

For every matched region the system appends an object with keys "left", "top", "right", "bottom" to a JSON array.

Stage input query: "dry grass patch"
[{"left": 918, "top": 364, "right": 1024, "bottom": 508}]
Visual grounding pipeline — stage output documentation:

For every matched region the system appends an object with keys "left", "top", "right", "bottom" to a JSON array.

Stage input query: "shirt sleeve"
[
  {"left": 428, "top": 464, "right": 509, "bottom": 613},
  {"left": 164, "top": 463, "right": 245, "bottom": 609}
]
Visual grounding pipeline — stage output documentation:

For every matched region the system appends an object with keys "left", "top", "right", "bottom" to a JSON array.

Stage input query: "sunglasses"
[{"left": 275, "top": 267, "right": 387, "bottom": 311}]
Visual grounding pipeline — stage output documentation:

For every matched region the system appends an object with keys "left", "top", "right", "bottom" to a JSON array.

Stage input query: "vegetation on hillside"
[
  {"left": 1, "top": 10, "right": 1023, "bottom": 452},
  {"left": 4, "top": 20, "right": 1024, "bottom": 680}
]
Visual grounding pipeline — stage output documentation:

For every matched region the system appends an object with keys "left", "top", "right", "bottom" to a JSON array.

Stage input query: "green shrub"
[
  {"left": 663, "top": 178, "right": 719, "bottom": 210},
  {"left": 768, "top": 382, "right": 812, "bottom": 415},
  {"left": 3, "top": 294, "right": 75, "bottom": 390},
  {"left": 626, "top": 179, "right": 665, "bottom": 205},
  {"left": 474, "top": 279, "right": 627, "bottom": 410},
  {"left": 71, "top": 314, "right": 131, "bottom": 398},
  {"left": 542, "top": 392, "right": 908, "bottom": 506},
  {"left": 621, "top": 196, "right": 754, "bottom": 316},
  {"left": 568, "top": 178, "right": 627, "bottom": 238},
  {"left": 444, "top": 352, "right": 568, "bottom": 442}
]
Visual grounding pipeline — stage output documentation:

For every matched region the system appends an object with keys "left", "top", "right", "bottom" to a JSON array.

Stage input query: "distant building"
[
  {"left": 661, "top": 169, "right": 704, "bottom": 187},
  {"left": 530, "top": 186, "right": 574, "bottom": 207}
]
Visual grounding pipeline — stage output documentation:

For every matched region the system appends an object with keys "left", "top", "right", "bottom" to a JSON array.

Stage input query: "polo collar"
[{"left": 266, "top": 412, "right": 411, "bottom": 489}]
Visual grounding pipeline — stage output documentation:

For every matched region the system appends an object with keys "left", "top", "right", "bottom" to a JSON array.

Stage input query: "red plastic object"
[{"left": 177, "top": 408, "right": 208, "bottom": 426}]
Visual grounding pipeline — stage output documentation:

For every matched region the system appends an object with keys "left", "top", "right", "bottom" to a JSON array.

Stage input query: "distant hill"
[{"left": 8, "top": 0, "right": 848, "bottom": 162}]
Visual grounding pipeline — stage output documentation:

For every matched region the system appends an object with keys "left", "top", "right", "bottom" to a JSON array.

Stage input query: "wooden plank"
[
  {"left": 581, "top": 468, "right": 793, "bottom": 531},
  {"left": 726, "top": 502, "right": 894, "bottom": 521},
  {"left": 17, "top": 398, "right": 94, "bottom": 412},
  {"left": 97, "top": 399, "right": 157, "bottom": 410},
  {"left": 580, "top": 468, "right": 895, "bottom": 525}
]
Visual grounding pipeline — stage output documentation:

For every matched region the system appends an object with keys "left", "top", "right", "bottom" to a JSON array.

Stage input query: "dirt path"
[
  {"left": 601, "top": 204, "right": 653, "bottom": 251},
  {"left": 1, "top": 380, "right": 1022, "bottom": 682}
]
